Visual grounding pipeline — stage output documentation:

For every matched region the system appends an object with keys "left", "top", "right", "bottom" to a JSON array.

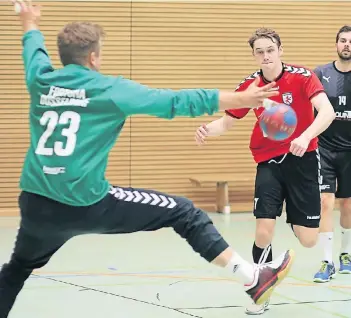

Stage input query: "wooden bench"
[{"left": 189, "top": 174, "right": 252, "bottom": 214}]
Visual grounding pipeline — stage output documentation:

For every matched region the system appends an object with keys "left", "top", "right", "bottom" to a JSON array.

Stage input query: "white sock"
[
  {"left": 341, "top": 227, "right": 351, "bottom": 255},
  {"left": 319, "top": 232, "right": 333, "bottom": 263},
  {"left": 225, "top": 251, "right": 255, "bottom": 285}
]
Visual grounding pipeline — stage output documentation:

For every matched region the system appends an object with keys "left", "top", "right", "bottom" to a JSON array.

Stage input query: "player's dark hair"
[
  {"left": 248, "top": 27, "right": 281, "bottom": 49},
  {"left": 57, "top": 22, "right": 105, "bottom": 66},
  {"left": 336, "top": 25, "right": 351, "bottom": 42}
]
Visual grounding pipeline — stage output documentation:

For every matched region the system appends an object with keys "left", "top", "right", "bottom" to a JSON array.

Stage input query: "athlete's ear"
[
  {"left": 278, "top": 45, "right": 283, "bottom": 57},
  {"left": 89, "top": 51, "right": 101, "bottom": 71}
]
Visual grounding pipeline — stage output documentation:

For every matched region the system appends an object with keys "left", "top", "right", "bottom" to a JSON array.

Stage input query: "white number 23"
[{"left": 35, "top": 111, "right": 81, "bottom": 157}]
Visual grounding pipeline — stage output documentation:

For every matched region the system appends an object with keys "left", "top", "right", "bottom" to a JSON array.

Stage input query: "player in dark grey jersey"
[{"left": 313, "top": 25, "right": 351, "bottom": 283}]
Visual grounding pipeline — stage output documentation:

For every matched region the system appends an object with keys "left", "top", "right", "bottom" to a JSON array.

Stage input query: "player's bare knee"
[
  {"left": 339, "top": 198, "right": 351, "bottom": 213},
  {"left": 321, "top": 193, "right": 335, "bottom": 214},
  {"left": 299, "top": 237, "right": 318, "bottom": 248},
  {"left": 297, "top": 229, "right": 318, "bottom": 248},
  {"left": 255, "top": 233, "right": 272, "bottom": 248},
  {"left": 255, "top": 219, "right": 275, "bottom": 247}
]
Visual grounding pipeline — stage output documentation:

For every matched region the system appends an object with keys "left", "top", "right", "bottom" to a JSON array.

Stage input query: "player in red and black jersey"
[{"left": 194, "top": 28, "right": 335, "bottom": 314}]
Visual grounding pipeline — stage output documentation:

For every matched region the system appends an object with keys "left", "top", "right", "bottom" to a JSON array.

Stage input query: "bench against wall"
[{"left": 189, "top": 174, "right": 251, "bottom": 214}]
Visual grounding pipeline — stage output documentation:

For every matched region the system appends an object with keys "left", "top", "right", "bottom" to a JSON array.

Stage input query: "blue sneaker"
[
  {"left": 313, "top": 261, "right": 336, "bottom": 283},
  {"left": 339, "top": 253, "right": 351, "bottom": 274}
]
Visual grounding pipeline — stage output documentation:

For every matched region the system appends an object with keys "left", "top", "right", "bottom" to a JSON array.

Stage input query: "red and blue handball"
[{"left": 259, "top": 104, "right": 297, "bottom": 141}]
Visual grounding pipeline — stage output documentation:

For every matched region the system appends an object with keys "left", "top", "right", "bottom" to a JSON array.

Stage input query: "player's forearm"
[
  {"left": 218, "top": 91, "right": 248, "bottom": 110},
  {"left": 22, "top": 22, "right": 38, "bottom": 34},
  {"left": 170, "top": 89, "right": 252, "bottom": 117},
  {"left": 302, "top": 105, "right": 335, "bottom": 140},
  {"left": 218, "top": 92, "right": 279, "bottom": 111},
  {"left": 206, "top": 117, "right": 232, "bottom": 136}
]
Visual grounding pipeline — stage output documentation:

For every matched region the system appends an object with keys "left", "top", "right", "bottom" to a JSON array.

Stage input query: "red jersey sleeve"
[
  {"left": 302, "top": 69, "right": 325, "bottom": 100},
  {"left": 225, "top": 107, "right": 251, "bottom": 119},
  {"left": 225, "top": 75, "right": 256, "bottom": 119}
]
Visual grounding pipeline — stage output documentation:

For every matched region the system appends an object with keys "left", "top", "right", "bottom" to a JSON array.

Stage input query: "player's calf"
[
  {"left": 339, "top": 199, "right": 351, "bottom": 274},
  {"left": 320, "top": 193, "right": 335, "bottom": 232},
  {"left": 255, "top": 219, "right": 275, "bottom": 248}
]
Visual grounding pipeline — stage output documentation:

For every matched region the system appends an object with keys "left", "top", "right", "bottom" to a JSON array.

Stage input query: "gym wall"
[{"left": 0, "top": 1, "right": 347, "bottom": 215}]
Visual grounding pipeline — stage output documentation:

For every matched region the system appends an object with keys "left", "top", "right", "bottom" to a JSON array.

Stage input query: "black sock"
[{"left": 252, "top": 242, "right": 273, "bottom": 264}]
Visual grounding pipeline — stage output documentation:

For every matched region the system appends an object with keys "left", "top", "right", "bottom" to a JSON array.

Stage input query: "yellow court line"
[
  {"left": 290, "top": 275, "right": 351, "bottom": 295},
  {"left": 273, "top": 291, "right": 349, "bottom": 318}
]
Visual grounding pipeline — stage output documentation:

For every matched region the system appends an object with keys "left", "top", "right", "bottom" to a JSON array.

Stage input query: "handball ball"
[{"left": 259, "top": 104, "right": 297, "bottom": 141}]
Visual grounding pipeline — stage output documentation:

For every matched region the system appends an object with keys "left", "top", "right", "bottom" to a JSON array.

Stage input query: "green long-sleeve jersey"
[{"left": 20, "top": 30, "right": 220, "bottom": 206}]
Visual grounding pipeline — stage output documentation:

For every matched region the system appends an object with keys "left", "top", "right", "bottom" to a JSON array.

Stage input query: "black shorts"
[
  {"left": 319, "top": 146, "right": 351, "bottom": 198},
  {"left": 253, "top": 150, "right": 321, "bottom": 228},
  {"left": 13, "top": 186, "right": 227, "bottom": 264},
  {"left": 0, "top": 188, "right": 229, "bottom": 317}
]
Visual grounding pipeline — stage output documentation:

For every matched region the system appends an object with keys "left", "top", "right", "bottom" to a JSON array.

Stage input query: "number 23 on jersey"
[{"left": 35, "top": 110, "right": 81, "bottom": 157}]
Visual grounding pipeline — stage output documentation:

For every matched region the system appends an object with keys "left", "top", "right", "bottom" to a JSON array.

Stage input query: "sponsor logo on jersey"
[
  {"left": 307, "top": 215, "right": 321, "bottom": 220},
  {"left": 40, "top": 86, "right": 90, "bottom": 107},
  {"left": 320, "top": 184, "right": 331, "bottom": 190},
  {"left": 335, "top": 111, "right": 351, "bottom": 121},
  {"left": 323, "top": 76, "right": 331, "bottom": 83},
  {"left": 43, "top": 166, "right": 66, "bottom": 175}
]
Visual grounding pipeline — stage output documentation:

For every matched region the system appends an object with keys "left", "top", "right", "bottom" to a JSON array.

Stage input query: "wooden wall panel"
[{"left": 0, "top": 1, "right": 349, "bottom": 215}]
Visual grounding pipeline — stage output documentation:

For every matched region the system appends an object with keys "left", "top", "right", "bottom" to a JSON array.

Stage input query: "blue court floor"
[{"left": 0, "top": 212, "right": 350, "bottom": 318}]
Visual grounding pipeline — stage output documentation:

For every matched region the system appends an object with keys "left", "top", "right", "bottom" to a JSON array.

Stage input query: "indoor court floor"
[{"left": 0, "top": 212, "right": 350, "bottom": 318}]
